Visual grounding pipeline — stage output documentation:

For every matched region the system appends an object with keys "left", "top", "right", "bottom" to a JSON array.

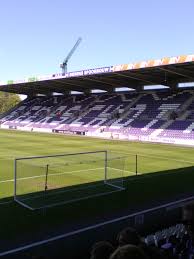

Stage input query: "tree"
[{"left": 0, "top": 92, "right": 21, "bottom": 114}]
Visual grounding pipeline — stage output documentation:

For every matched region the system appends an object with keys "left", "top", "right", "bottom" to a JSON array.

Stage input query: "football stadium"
[{"left": 2, "top": 54, "right": 194, "bottom": 258}]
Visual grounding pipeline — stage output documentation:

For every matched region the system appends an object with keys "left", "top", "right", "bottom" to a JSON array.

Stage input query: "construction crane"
[{"left": 60, "top": 37, "right": 82, "bottom": 74}]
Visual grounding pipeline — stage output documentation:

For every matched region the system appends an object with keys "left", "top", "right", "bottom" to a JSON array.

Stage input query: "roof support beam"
[
  {"left": 0, "top": 85, "right": 51, "bottom": 95},
  {"left": 103, "top": 75, "right": 141, "bottom": 88},
  {"left": 136, "top": 85, "right": 143, "bottom": 92},
  {"left": 53, "top": 79, "right": 86, "bottom": 89},
  {"left": 27, "top": 92, "right": 38, "bottom": 98},
  {"left": 84, "top": 89, "right": 91, "bottom": 95},
  {"left": 114, "top": 72, "right": 169, "bottom": 87},
  {"left": 79, "top": 78, "right": 115, "bottom": 92},
  {"left": 49, "top": 80, "right": 87, "bottom": 93},
  {"left": 81, "top": 77, "right": 119, "bottom": 88},
  {"left": 158, "top": 67, "right": 194, "bottom": 80},
  {"left": 168, "top": 80, "right": 178, "bottom": 91}
]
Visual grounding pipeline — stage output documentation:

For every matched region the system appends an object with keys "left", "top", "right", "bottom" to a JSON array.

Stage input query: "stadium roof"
[{"left": 1, "top": 54, "right": 194, "bottom": 95}]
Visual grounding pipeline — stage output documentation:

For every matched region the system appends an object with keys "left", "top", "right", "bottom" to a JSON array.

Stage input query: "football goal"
[{"left": 14, "top": 151, "right": 126, "bottom": 210}]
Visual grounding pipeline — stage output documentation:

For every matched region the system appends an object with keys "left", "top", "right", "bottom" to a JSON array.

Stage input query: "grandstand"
[
  {"left": 1, "top": 55, "right": 194, "bottom": 146},
  {"left": 2, "top": 54, "right": 194, "bottom": 258}
]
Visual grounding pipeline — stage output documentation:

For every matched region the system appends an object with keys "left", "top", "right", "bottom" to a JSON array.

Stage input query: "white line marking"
[
  {"left": 0, "top": 200, "right": 13, "bottom": 205},
  {"left": 33, "top": 188, "right": 122, "bottom": 210},
  {"left": 15, "top": 167, "right": 126, "bottom": 208},
  {"left": 19, "top": 182, "right": 106, "bottom": 203},
  {"left": 118, "top": 151, "right": 194, "bottom": 165},
  {"left": 105, "top": 182, "right": 125, "bottom": 190},
  {"left": 108, "top": 167, "right": 135, "bottom": 175},
  {"left": 0, "top": 167, "right": 128, "bottom": 204},
  {"left": 15, "top": 198, "right": 34, "bottom": 210},
  {"left": 2, "top": 152, "right": 192, "bottom": 184},
  {"left": 1, "top": 195, "right": 194, "bottom": 257},
  {"left": 0, "top": 167, "right": 105, "bottom": 184},
  {"left": 0, "top": 167, "right": 132, "bottom": 184}
]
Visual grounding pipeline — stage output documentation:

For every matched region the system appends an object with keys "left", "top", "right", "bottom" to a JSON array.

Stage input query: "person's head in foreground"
[
  {"left": 110, "top": 244, "right": 149, "bottom": 259},
  {"left": 90, "top": 241, "right": 114, "bottom": 259},
  {"left": 117, "top": 227, "right": 142, "bottom": 247}
]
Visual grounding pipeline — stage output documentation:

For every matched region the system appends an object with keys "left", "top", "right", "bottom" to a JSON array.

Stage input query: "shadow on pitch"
[{"left": 5, "top": 164, "right": 194, "bottom": 210}]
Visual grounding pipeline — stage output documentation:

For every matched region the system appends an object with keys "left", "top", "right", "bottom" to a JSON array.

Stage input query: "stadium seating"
[
  {"left": 2, "top": 88, "right": 194, "bottom": 145},
  {"left": 88, "top": 224, "right": 193, "bottom": 259}
]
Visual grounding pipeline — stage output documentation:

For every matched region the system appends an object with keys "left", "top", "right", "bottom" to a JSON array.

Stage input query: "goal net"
[{"left": 14, "top": 151, "right": 125, "bottom": 210}]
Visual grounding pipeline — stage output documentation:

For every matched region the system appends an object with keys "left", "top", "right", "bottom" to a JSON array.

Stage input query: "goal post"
[{"left": 14, "top": 151, "right": 126, "bottom": 210}]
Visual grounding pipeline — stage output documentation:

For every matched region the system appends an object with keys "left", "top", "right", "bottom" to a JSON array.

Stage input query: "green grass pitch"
[{"left": 1, "top": 129, "right": 194, "bottom": 248}]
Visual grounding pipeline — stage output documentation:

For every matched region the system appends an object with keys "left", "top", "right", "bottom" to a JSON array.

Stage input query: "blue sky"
[{"left": 1, "top": 0, "right": 194, "bottom": 81}]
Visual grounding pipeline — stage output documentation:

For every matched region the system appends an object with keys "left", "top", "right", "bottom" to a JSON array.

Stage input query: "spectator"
[
  {"left": 117, "top": 227, "right": 165, "bottom": 258},
  {"left": 109, "top": 244, "right": 149, "bottom": 259},
  {"left": 182, "top": 203, "right": 194, "bottom": 239},
  {"left": 117, "top": 227, "right": 141, "bottom": 247},
  {"left": 90, "top": 241, "right": 114, "bottom": 259},
  {"left": 182, "top": 203, "right": 194, "bottom": 223}
]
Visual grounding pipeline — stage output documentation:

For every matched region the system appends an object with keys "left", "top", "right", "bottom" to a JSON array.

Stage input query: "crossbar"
[{"left": 15, "top": 150, "right": 107, "bottom": 161}]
